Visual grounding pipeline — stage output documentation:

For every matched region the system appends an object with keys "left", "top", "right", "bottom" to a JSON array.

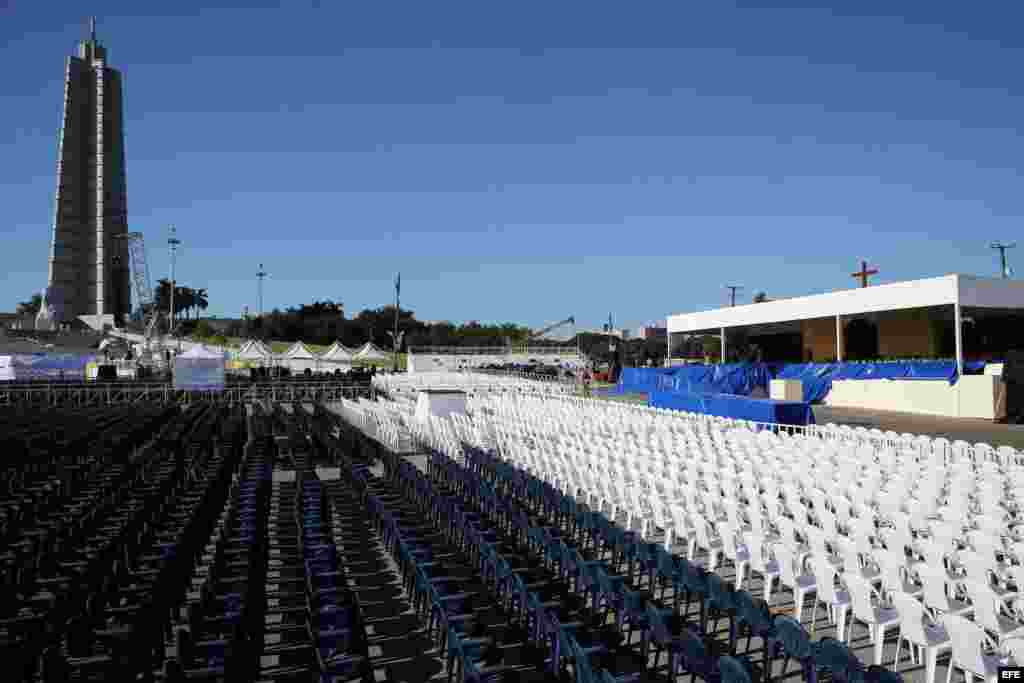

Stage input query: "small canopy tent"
[
  {"left": 282, "top": 341, "right": 319, "bottom": 374},
  {"left": 235, "top": 339, "right": 273, "bottom": 367},
  {"left": 173, "top": 344, "right": 227, "bottom": 390},
  {"left": 318, "top": 341, "right": 354, "bottom": 372},
  {"left": 354, "top": 342, "right": 389, "bottom": 362}
]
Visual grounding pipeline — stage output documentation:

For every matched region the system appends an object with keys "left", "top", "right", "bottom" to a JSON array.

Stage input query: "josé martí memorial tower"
[{"left": 38, "top": 18, "right": 130, "bottom": 331}]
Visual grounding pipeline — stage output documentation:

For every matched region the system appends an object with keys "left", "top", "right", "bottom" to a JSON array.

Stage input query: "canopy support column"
[
  {"left": 836, "top": 315, "right": 844, "bottom": 362},
  {"left": 954, "top": 301, "right": 964, "bottom": 377},
  {"left": 720, "top": 328, "right": 726, "bottom": 365}
]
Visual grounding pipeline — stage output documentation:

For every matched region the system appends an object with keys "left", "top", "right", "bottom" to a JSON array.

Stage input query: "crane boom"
[
  {"left": 115, "top": 231, "right": 163, "bottom": 363},
  {"left": 530, "top": 316, "right": 575, "bottom": 339}
]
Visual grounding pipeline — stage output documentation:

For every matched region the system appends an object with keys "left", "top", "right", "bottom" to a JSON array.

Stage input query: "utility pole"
[
  {"left": 991, "top": 242, "right": 1016, "bottom": 279},
  {"left": 168, "top": 226, "right": 180, "bottom": 347},
  {"left": 725, "top": 285, "right": 743, "bottom": 307},
  {"left": 257, "top": 263, "right": 267, "bottom": 316}
]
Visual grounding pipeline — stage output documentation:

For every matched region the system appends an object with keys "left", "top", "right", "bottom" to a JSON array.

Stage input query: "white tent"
[
  {"left": 282, "top": 341, "right": 319, "bottom": 374},
  {"left": 235, "top": 339, "right": 273, "bottom": 366},
  {"left": 173, "top": 344, "right": 227, "bottom": 390},
  {"left": 354, "top": 342, "right": 389, "bottom": 361},
  {"left": 318, "top": 341, "right": 354, "bottom": 371}
]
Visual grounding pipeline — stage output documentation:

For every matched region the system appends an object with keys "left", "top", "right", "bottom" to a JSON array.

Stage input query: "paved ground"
[{"left": 815, "top": 405, "right": 1024, "bottom": 450}]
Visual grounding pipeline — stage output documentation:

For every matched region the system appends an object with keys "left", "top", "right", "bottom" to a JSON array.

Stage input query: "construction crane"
[
  {"left": 115, "top": 232, "right": 162, "bottom": 361},
  {"left": 529, "top": 316, "right": 575, "bottom": 340}
]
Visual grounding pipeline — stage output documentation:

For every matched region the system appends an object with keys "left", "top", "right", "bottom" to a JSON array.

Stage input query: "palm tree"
[
  {"left": 194, "top": 288, "right": 209, "bottom": 319},
  {"left": 174, "top": 286, "right": 191, "bottom": 320}
]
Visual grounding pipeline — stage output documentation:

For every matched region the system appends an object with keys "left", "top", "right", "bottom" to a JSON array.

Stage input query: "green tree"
[
  {"left": 16, "top": 293, "right": 43, "bottom": 315},
  {"left": 194, "top": 319, "right": 214, "bottom": 338},
  {"left": 753, "top": 291, "right": 769, "bottom": 303}
]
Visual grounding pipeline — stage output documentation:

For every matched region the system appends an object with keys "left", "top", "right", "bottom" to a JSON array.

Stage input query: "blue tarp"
[
  {"left": 623, "top": 359, "right": 994, "bottom": 404},
  {"left": 648, "top": 390, "right": 816, "bottom": 426},
  {"left": 619, "top": 364, "right": 773, "bottom": 396}
]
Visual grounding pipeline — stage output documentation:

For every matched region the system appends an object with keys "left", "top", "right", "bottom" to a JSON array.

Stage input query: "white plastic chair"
[
  {"left": 808, "top": 556, "right": 851, "bottom": 638},
  {"left": 772, "top": 542, "right": 817, "bottom": 622},
  {"left": 943, "top": 613, "right": 1003, "bottom": 683},
  {"left": 843, "top": 572, "right": 901, "bottom": 666},
  {"left": 891, "top": 590, "right": 951, "bottom": 683}
]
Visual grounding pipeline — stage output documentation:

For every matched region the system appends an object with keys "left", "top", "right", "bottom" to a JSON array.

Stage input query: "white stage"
[
  {"left": 825, "top": 375, "right": 1005, "bottom": 420},
  {"left": 415, "top": 389, "right": 468, "bottom": 421}
]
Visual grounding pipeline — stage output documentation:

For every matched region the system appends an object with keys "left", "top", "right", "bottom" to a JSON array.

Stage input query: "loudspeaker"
[
  {"left": 1002, "top": 350, "right": 1024, "bottom": 423},
  {"left": 1004, "top": 350, "right": 1024, "bottom": 385},
  {"left": 96, "top": 365, "right": 117, "bottom": 381}
]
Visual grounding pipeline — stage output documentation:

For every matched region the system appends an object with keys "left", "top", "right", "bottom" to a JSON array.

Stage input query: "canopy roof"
[
  {"left": 321, "top": 341, "right": 355, "bottom": 361},
  {"left": 355, "top": 342, "right": 389, "bottom": 360},
  {"left": 236, "top": 339, "right": 272, "bottom": 359},
  {"left": 668, "top": 274, "right": 1024, "bottom": 334},
  {"left": 178, "top": 344, "right": 228, "bottom": 360},
  {"left": 283, "top": 341, "right": 318, "bottom": 359}
]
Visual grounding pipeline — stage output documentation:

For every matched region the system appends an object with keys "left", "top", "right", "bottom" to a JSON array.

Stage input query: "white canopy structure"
[
  {"left": 318, "top": 341, "right": 355, "bottom": 371},
  {"left": 282, "top": 341, "right": 319, "bottom": 374},
  {"left": 173, "top": 344, "right": 227, "bottom": 390},
  {"left": 235, "top": 339, "right": 273, "bottom": 366},
  {"left": 667, "top": 274, "right": 1024, "bottom": 374},
  {"left": 354, "top": 342, "right": 389, "bottom": 361}
]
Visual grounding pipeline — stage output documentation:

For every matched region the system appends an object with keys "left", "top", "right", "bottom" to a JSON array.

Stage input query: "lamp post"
[
  {"left": 257, "top": 263, "right": 267, "bottom": 317},
  {"left": 168, "top": 226, "right": 180, "bottom": 351}
]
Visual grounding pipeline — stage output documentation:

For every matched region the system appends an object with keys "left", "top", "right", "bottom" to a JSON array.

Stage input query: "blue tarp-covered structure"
[
  {"left": 648, "top": 390, "right": 816, "bottom": 426},
  {"left": 618, "top": 364, "right": 773, "bottom": 396},
  {"left": 0, "top": 353, "right": 96, "bottom": 381},
  {"left": 622, "top": 360, "right": 990, "bottom": 404}
]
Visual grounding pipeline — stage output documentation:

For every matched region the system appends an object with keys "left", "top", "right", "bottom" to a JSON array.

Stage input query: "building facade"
[
  {"left": 41, "top": 21, "right": 130, "bottom": 330},
  {"left": 636, "top": 324, "right": 667, "bottom": 340}
]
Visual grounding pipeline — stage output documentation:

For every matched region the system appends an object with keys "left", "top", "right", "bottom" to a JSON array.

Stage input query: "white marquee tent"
[
  {"left": 318, "top": 341, "right": 355, "bottom": 371},
  {"left": 282, "top": 341, "right": 319, "bottom": 374},
  {"left": 235, "top": 339, "right": 273, "bottom": 367},
  {"left": 354, "top": 342, "right": 389, "bottom": 361}
]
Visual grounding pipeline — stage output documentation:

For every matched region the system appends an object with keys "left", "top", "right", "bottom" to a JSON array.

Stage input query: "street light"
[
  {"left": 257, "top": 263, "right": 267, "bottom": 317},
  {"left": 168, "top": 226, "right": 180, "bottom": 351}
]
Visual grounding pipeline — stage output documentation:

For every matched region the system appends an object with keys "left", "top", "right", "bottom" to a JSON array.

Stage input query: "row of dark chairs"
[
  {"left": 326, "top": 413, "right": 903, "bottom": 683},
  {"left": 1, "top": 402, "right": 248, "bottom": 681}
]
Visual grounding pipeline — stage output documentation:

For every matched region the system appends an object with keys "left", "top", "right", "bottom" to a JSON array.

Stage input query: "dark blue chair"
[
  {"left": 679, "top": 626, "right": 722, "bottom": 682},
  {"left": 718, "top": 654, "right": 762, "bottom": 683},
  {"left": 812, "top": 637, "right": 864, "bottom": 683},
  {"left": 770, "top": 615, "right": 816, "bottom": 683},
  {"left": 733, "top": 590, "right": 775, "bottom": 659}
]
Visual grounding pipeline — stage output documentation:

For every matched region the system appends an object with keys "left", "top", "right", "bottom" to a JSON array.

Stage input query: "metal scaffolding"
[{"left": 0, "top": 382, "right": 373, "bottom": 407}]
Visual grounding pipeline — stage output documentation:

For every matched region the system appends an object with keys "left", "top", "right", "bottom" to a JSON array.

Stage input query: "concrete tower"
[{"left": 41, "top": 17, "right": 130, "bottom": 330}]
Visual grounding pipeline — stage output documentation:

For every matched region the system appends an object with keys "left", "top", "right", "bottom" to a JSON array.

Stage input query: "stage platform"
[{"left": 814, "top": 405, "right": 1024, "bottom": 450}]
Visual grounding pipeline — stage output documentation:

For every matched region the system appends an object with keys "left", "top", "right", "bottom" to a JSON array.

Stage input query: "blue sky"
[{"left": 3, "top": 1, "right": 1022, "bottom": 330}]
